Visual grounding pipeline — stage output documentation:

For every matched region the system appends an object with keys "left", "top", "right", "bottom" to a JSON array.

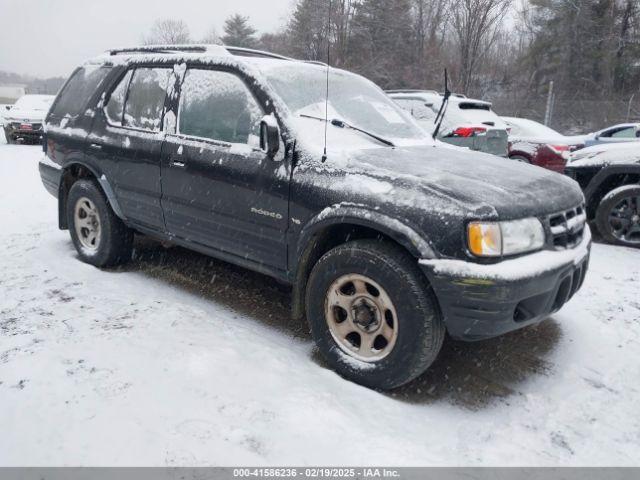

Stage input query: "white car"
[
  {"left": 3, "top": 94, "right": 55, "bottom": 144},
  {"left": 566, "top": 123, "right": 640, "bottom": 148},
  {"left": 387, "top": 90, "right": 509, "bottom": 156}
]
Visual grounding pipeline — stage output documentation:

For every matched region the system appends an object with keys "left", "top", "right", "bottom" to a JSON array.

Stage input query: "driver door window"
[{"left": 178, "top": 69, "right": 264, "bottom": 148}]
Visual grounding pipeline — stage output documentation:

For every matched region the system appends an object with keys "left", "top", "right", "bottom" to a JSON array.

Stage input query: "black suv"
[
  {"left": 39, "top": 45, "right": 591, "bottom": 389},
  {"left": 565, "top": 143, "right": 640, "bottom": 247}
]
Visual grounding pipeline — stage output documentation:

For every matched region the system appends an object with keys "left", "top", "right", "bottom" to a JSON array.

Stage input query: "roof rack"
[
  {"left": 108, "top": 44, "right": 293, "bottom": 62},
  {"left": 385, "top": 89, "right": 439, "bottom": 95}
]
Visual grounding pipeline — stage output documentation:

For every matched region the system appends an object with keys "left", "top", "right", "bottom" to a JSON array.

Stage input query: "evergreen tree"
[{"left": 221, "top": 14, "right": 258, "bottom": 48}]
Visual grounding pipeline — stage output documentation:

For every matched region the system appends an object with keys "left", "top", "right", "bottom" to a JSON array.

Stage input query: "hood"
[
  {"left": 4, "top": 108, "right": 47, "bottom": 123},
  {"left": 342, "top": 144, "right": 584, "bottom": 219},
  {"left": 569, "top": 142, "right": 640, "bottom": 168}
]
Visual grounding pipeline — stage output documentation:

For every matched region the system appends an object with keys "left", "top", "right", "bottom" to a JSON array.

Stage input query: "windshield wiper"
[
  {"left": 300, "top": 114, "right": 395, "bottom": 147},
  {"left": 432, "top": 69, "right": 451, "bottom": 140}
]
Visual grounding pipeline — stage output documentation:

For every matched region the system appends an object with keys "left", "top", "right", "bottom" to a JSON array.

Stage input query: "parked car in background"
[
  {"left": 566, "top": 123, "right": 640, "bottom": 148},
  {"left": 3, "top": 94, "right": 55, "bottom": 144},
  {"left": 0, "top": 104, "right": 11, "bottom": 133},
  {"left": 38, "top": 45, "right": 590, "bottom": 390},
  {"left": 565, "top": 142, "right": 640, "bottom": 247},
  {"left": 502, "top": 116, "right": 583, "bottom": 173},
  {"left": 388, "top": 90, "right": 509, "bottom": 157}
]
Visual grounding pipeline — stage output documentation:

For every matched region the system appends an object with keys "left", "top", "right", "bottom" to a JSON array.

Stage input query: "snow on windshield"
[
  {"left": 256, "top": 61, "right": 430, "bottom": 150},
  {"left": 13, "top": 95, "right": 54, "bottom": 111}
]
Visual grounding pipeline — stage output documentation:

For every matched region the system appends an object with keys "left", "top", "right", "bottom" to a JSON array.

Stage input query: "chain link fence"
[{"left": 491, "top": 96, "right": 640, "bottom": 135}]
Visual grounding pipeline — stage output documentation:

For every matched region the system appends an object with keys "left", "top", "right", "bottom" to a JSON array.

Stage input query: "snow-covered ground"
[{"left": 1, "top": 142, "right": 639, "bottom": 466}]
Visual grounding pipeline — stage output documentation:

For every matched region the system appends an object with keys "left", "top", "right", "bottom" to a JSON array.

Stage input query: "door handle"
[
  {"left": 89, "top": 143, "right": 102, "bottom": 150},
  {"left": 170, "top": 159, "right": 186, "bottom": 168}
]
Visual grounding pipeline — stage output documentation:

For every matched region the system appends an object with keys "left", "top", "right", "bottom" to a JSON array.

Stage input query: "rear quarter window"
[
  {"left": 49, "top": 65, "right": 111, "bottom": 121},
  {"left": 123, "top": 68, "right": 171, "bottom": 132}
]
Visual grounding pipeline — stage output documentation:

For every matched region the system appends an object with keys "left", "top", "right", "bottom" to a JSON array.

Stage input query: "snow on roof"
[{"left": 387, "top": 90, "right": 492, "bottom": 107}]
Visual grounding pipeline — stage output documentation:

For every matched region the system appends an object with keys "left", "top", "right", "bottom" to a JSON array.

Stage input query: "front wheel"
[
  {"left": 595, "top": 185, "right": 640, "bottom": 247},
  {"left": 67, "top": 179, "right": 134, "bottom": 266},
  {"left": 306, "top": 240, "right": 445, "bottom": 390},
  {"left": 510, "top": 155, "right": 530, "bottom": 163}
]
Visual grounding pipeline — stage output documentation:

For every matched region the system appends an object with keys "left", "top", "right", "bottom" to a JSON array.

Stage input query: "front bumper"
[
  {"left": 420, "top": 227, "right": 591, "bottom": 341},
  {"left": 4, "top": 122, "right": 44, "bottom": 141}
]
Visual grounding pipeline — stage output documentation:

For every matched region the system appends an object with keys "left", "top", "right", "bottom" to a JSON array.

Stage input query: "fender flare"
[
  {"left": 583, "top": 164, "right": 640, "bottom": 209},
  {"left": 290, "top": 204, "right": 437, "bottom": 319},
  {"left": 58, "top": 161, "right": 126, "bottom": 228},
  {"left": 295, "top": 205, "right": 436, "bottom": 262}
]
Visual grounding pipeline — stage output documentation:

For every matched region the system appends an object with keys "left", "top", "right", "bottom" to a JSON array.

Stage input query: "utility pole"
[{"left": 544, "top": 81, "right": 554, "bottom": 126}]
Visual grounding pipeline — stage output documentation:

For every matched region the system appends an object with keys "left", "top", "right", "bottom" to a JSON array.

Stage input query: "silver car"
[{"left": 388, "top": 90, "right": 509, "bottom": 157}]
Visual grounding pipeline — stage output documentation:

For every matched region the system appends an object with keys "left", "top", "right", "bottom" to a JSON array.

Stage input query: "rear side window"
[
  {"left": 610, "top": 127, "right": 635, "bottom": 139},
  {"left": 50, "top": 66, "right": 111, "bottom": 118},
  {"left": 105, "top": 70, "right": 133, "bottom": 126},
  {"left": 394, "top": 98, "right": 436, "bottom": 121},
  {"left": 123, "top": 68, "right": 171, "bottom": 132},
  {"left": 178, "top": 69, "right": 264, "bottom": 145}
]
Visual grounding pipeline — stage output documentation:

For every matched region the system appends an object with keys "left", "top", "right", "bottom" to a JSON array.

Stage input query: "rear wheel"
[
  {"left": 67, "top": 179, "right": 133, "bottom": 266},
  {"left": 595, "top": 185, "right": 640, "bottom": 247},
  {"left": 306, "top": 239, "right": 445, "bottom": 390}
]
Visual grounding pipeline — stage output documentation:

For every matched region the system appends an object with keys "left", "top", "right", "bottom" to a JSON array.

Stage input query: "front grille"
[{"left": 547, "top": 204, "right": 586, "bottom": 250}]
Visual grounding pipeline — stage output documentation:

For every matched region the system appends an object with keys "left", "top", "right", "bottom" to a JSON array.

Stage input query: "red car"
[{"left": 502, "top": 116, "right": 584, "bottom": 172}]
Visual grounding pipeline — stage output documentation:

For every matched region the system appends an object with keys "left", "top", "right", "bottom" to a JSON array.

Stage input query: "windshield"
[
  {"left": 253, "top": 60, "right": 430, "bottom": 149},
  {"left": 450, "top": 102, "right": 506, "bottom": 128},
  {"left": 506, "top": 118, "right": 563, "bottom": 139},
  {"left": 13, "top": 95, "right": 54, "bottom": 111}
]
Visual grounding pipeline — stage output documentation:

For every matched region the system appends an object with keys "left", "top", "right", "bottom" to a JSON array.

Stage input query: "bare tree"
[
  {"left": 143, "top": 19, "right": 192, "bottom": 45},
  {"left": 201, "top": 26, "right": 223, "bottom": 45},
  {"left": 449, "top": 0, "right": 513, "bottom": 94}
]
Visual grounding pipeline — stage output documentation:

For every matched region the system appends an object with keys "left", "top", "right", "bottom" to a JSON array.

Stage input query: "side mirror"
[
  {"left": 260, "top": 115, "right": 280, "bottom": 159},
  {"left": 5, "top": 106, "right": 10, "bottom": 111}
]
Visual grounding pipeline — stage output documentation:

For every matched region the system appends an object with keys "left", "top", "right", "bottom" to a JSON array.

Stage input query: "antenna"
[
  {"left": 432, "top": 69, "right": 451, "bottom": 140},
  {"left": 321, "top": 0, "right": 333, "bottom": 163}
]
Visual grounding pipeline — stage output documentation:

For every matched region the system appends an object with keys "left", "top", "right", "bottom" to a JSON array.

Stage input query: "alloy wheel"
[
  {"left": 608, "top": 194, "right": 640, "bottom": 244},
  {"left": 74, "top": 197, "right": 102, "bottom": 251}
]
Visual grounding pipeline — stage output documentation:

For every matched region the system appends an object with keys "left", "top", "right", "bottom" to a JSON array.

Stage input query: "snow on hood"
[
  {"left": 569, "top": 142, "right": 640, "bottom": 167},
  {"left": 4, "top": 108, "right": 48, "bottom": 123},
  {"left": 303, "top": 143, "right": 584, "bottom": 220}
]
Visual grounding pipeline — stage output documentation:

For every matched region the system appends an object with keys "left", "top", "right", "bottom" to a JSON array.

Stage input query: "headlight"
[{"left": 468, "top": 218, "right": 545, "bottom": 257}]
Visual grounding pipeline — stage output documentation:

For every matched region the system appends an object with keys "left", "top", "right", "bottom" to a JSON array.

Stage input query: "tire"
[
  {"left": 306, "top": 239, "right": 445, "bottom": 390},
  {"left": 595, "top": 184, "right": 640, "bottom": 248},
  {"left": 67, "top": 179, "right": 133, "bottom": 267},
  {"left": 510, "top": 155, "right": 530, "bottom": 163}
]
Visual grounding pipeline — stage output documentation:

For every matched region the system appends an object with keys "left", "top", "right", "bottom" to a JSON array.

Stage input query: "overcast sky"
[{"left": 0, "top": 0, "right": 292, "bottom": 78}]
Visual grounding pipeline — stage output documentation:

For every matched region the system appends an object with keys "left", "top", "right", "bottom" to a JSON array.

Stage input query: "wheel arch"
[
  {"left": 58, "top": 161, "right": 125, "bottom": 229},
  {"left": 584, "top": 165, "right": 640, "bottom": 219},
  {"left": 290, "top": 206, "right": 436, "bottom": 320}
]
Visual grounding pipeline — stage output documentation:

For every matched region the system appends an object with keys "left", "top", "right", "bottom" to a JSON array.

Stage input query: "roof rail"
[
  {"left": 224, "top": 46, "right": 292, "bottom": 60},
  {"left": 385, "top": 89, "right": 439, "bottom": 95},
  {"left": 108, "top": 45, "right": 212, "bottom": 56}
]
